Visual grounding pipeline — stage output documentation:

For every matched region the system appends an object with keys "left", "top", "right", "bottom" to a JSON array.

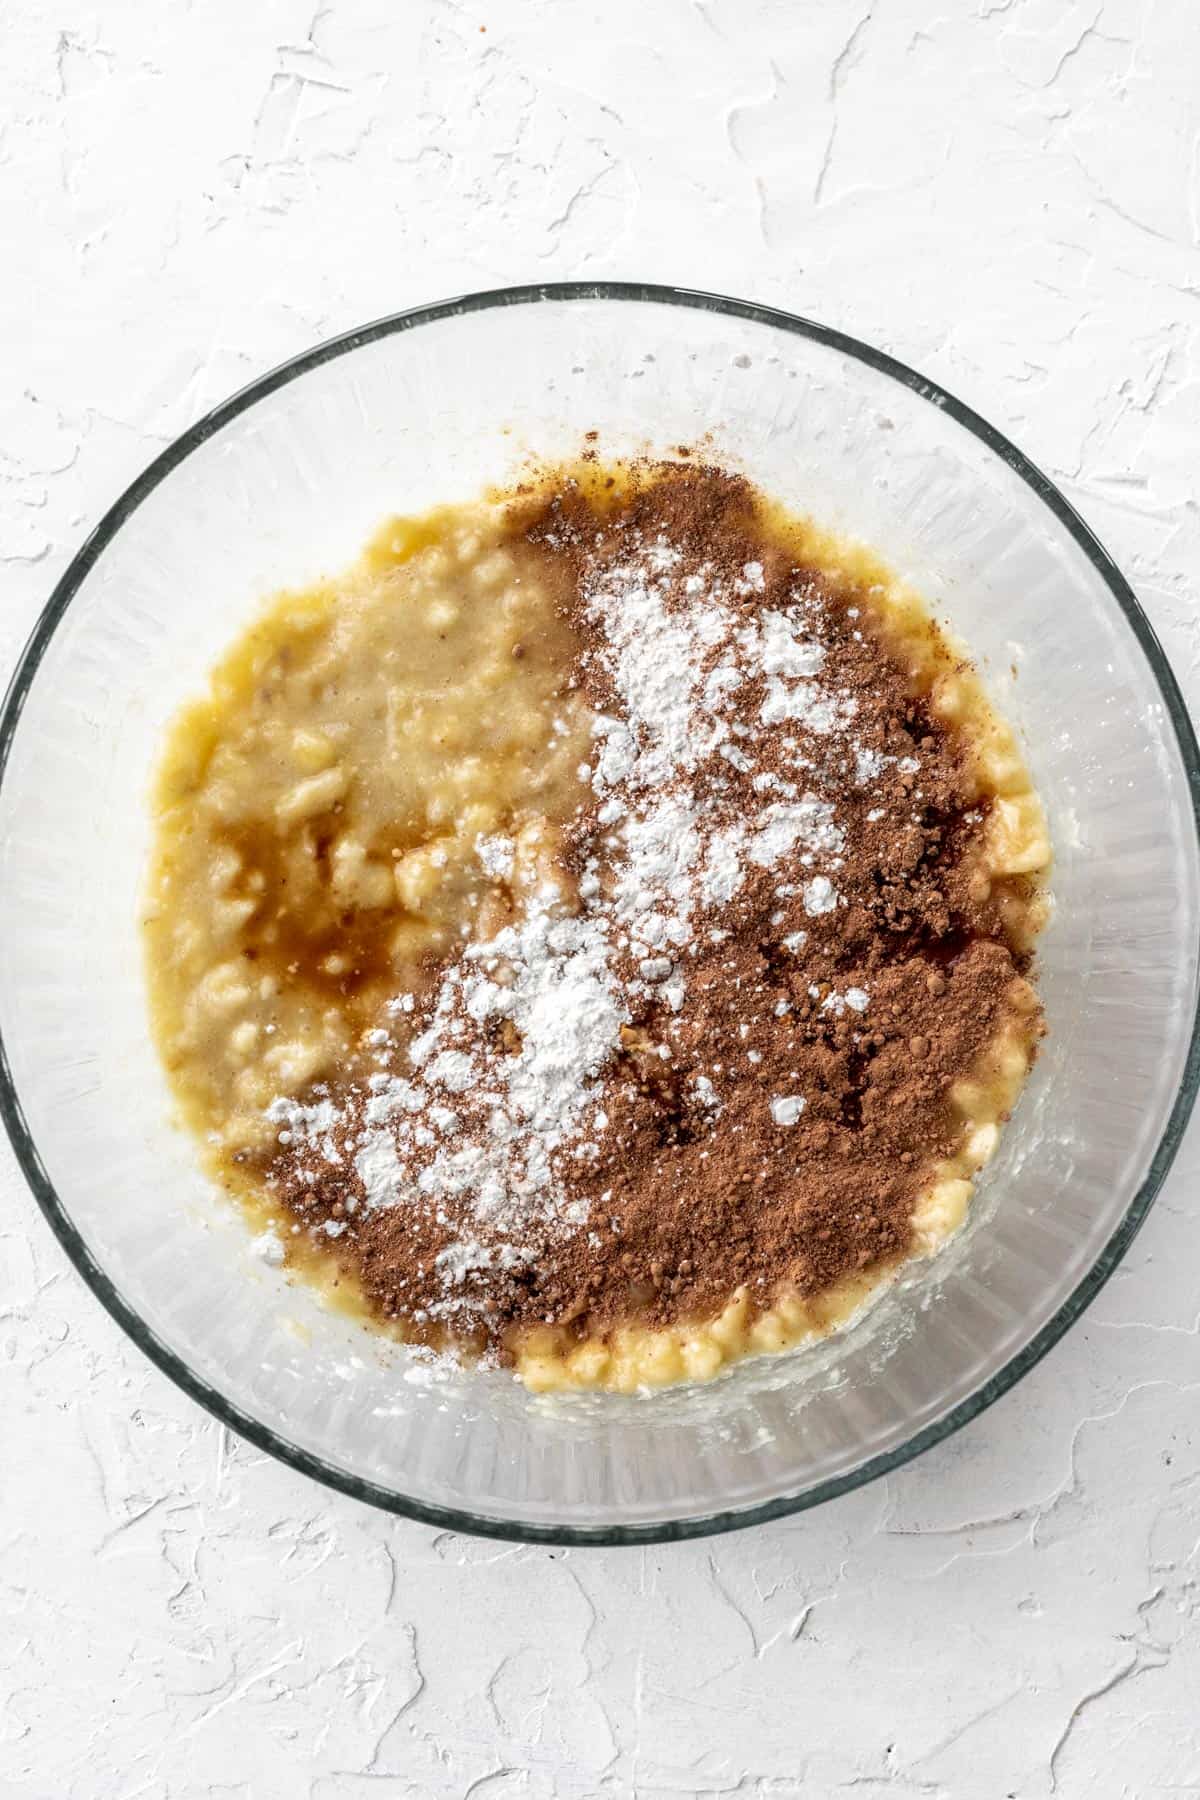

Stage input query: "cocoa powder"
[{"left": 260, "top": 462, "right": 1043, "bottom": 1359}]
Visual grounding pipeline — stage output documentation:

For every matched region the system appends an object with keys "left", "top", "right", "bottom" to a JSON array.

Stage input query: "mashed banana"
[{"left": 144, "top": 460, "right": 1050, "bottom": 1392}]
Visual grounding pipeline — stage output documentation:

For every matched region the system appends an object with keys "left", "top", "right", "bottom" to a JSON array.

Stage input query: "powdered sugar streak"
[{"left": 269, "top": 524, "right": 880, "bottom": 1319}]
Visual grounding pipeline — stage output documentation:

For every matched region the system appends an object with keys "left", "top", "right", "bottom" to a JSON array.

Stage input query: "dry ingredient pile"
[{"left": 258, "top": 464, "right": 1040, "bottom": 1361}]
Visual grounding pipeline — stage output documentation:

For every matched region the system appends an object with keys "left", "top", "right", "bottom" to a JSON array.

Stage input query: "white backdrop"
[{"left": 4, "top": 2, "right": 1200, "bottom": 1795}]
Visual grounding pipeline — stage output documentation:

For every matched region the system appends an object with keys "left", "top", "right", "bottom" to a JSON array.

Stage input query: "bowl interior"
[{"left": 2, "top": 290, "right": 1197, "bottom": 1539}]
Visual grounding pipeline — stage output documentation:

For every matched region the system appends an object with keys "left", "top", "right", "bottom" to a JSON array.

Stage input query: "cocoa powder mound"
[{"left": 260, "top": 461, "right": 1044, "bottom": 1358}]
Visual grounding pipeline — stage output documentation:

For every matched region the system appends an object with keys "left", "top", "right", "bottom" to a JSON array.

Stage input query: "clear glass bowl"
[{"left": 3, "top": 284, "right": 1198, "bottom": 1545}]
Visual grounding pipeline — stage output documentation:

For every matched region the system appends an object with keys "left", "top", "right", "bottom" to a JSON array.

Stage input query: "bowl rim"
[{"left": 3, "top": 279, "right": 1199, "bottom": 1546}]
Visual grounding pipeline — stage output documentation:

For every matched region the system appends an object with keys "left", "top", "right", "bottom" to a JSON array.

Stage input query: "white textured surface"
[{"left": 4, "top": 2, "right": 1200, "bottom": 1794}]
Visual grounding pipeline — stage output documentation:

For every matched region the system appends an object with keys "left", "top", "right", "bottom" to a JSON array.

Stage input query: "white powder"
[
  {"left": 821, "top": 985, "right": 871, "bottom": 1017},
  {"left": 584, "top": 553, "right": 734, "bottom": 793},
  {"left": 579, "top": 541, "right": 856, "bottom": 980},
  {"left": 751, "top": 610, "right": 826, "bottom": 679},
  {"left": 267, "top": 514, "right": 906, "bottom": 1315},
  {"left": 266, "top": 1093, "right": 338, "bottom": 1138},
  {"left": 355, "top": 1130, "right": 408, "bottom": 1210},
  {"left": 266, "top": 1092, "right": 343, "bottom": 1164},
  {"left": 475, "top": 833, "right": 515, "bottom": 879},
  {"left": 693, "top": 1074, "right": 721, "bottom": 1110},
  {"left": 803, "top": 875, "right": 839, "bottom": 916},
  {"left": 747, "top": 798, "right": 842, "bottom": 868},
  {"left": 701, "top": 827, "right": 748, "bottom": 906},
  {"left": 639, "top": 956, "right": 673, "bottom": 980},
  {"left": 423, "top": 1049, "right": 476, "bottom": 1094},
  {"left": 348, "top": 887, "right": 627, "bottom": 1268},
  {"left": 435, "top": 1239, "right": 531, "bottom": 1284},
  {"left": 854, "top": 746, "right": 887, "bottom": 785},
  {"left": 248, "top": 1226, "right": 285, "bottom": 1266},
  {"left": 760, "top": 675, "right": 856, "bottom": 736}
]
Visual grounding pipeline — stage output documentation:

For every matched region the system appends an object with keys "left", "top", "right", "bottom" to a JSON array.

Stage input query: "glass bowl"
[{"left": 2, "top": 283, "right": 1198, "bottom": 1546}]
